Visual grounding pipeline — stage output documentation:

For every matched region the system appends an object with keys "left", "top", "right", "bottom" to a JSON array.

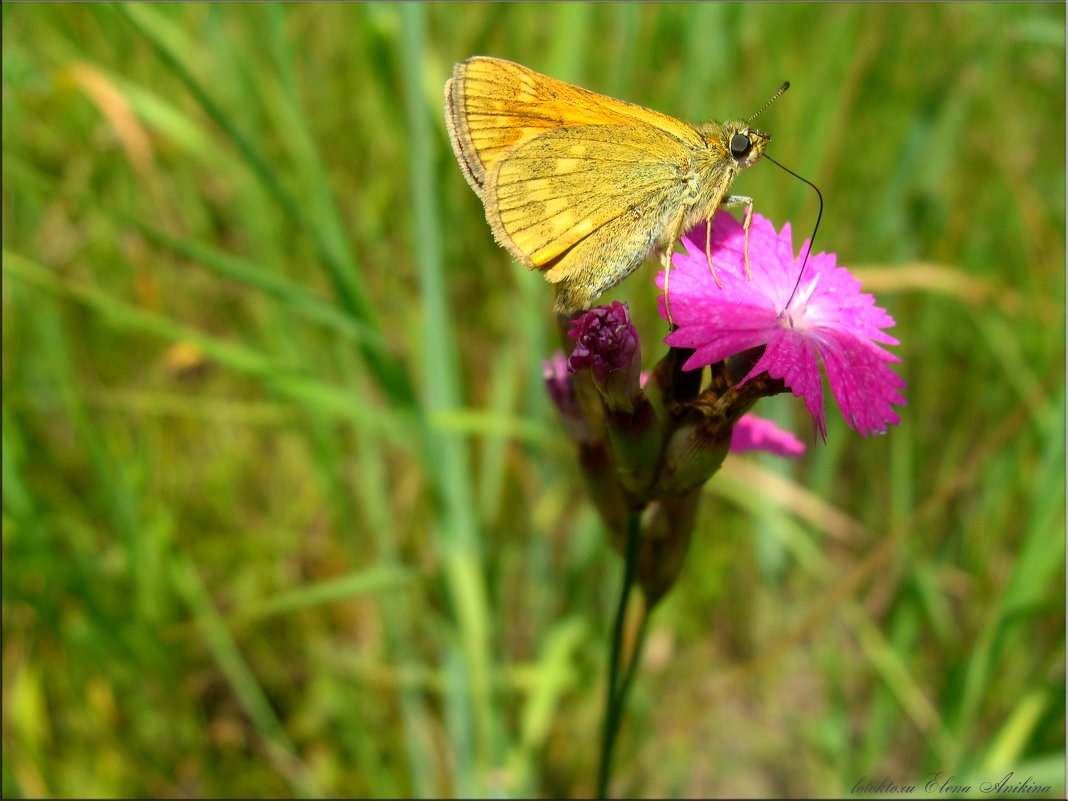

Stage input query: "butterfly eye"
[{"left": 730, "top": 133, "right": 752, "bottom": 158}]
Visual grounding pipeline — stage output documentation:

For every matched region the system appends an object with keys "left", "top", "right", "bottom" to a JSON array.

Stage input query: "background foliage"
[{"left": 2, "top": 3, "right": 1064, "bottom": 798}]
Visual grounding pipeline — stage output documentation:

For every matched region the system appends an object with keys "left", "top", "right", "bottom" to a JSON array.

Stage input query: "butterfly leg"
[
  {"left": 660, "top": 206, "right": 688, "bottom": 326},
  {"left": 704, "top": 216, "right": 723, "bottom": 289},
  {"left": 723, "top": 195, "right": 755, "bottom": 279}
]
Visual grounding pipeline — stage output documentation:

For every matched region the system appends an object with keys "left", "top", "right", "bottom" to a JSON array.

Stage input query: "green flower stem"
[
  {"left": 615, "top": 605, "right": 651, "bottom": 721},
  {"left": 597, "top": 511, "right": 642, "bottom": 798}
]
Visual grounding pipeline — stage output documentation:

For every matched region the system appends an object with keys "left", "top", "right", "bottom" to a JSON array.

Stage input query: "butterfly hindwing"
[{"left": 484, "top": 124, "right": 690, "bottom": 272}]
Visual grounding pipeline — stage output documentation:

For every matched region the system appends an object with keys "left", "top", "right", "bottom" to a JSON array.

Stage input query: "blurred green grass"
[{"left": 2, "top": 2, "right": 1064, "bottom": 798}]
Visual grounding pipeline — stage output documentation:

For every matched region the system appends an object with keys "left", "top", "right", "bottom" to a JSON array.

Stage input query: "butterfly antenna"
[
  {"left": 748, "top": 82, "right": 790, "bottom": 123},
  {"left": 763, "top": 154, "right": 823, "bottom": 311}
]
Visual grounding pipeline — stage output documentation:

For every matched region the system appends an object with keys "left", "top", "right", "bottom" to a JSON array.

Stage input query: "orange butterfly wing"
[{"left": 445, "top": 56, "right": 704, "bottom": 197}]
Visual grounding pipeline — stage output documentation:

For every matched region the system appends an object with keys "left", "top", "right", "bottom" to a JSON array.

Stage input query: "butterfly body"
[{"left": 445, "top": 57, "right": 771, "bottom": 315}]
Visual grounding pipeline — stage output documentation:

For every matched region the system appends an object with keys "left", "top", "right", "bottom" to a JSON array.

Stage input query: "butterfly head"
[{"left": 725, "top": 122, "right": 770, "bottom": 170}]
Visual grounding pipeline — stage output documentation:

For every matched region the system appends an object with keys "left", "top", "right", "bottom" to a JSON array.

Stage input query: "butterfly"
[{"left": 445, "top": 56, "right": 784, "bottom": 316}]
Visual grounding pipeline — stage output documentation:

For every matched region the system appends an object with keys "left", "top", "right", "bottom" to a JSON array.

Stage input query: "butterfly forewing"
[{"left": 446, "top": 57, "right": 704, "bottom": 194}]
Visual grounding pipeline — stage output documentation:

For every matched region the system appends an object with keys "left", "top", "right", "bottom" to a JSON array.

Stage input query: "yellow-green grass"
[{"left": 2, "top": 3, "right": 1064, "bottom": 797}]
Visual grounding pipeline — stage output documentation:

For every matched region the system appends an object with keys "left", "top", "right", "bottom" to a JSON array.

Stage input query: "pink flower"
[
  {"left": 731, "top": 414, "right": 806, "bottom": 457},
  {"left": 657, "top": 212, "right": 906, "bottom": 438}
]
